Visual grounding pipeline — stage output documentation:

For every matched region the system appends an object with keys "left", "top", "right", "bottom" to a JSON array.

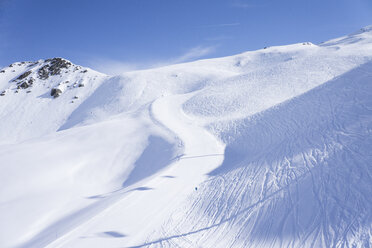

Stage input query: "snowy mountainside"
[
  {"left": 145, "top": 62, "right": 372, "bottom": 248},
  {"left": 0, "top": 26, "right": 372, "bottom": 248},
  {"left": 0, "top": 58, "right": 108, "bottom": 144}
]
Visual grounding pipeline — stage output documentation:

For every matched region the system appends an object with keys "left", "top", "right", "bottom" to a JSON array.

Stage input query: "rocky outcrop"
[
  {"left": 17, "top": 70, "right": 32, "bottom": 80},
  {"left": 1, "top": 58, "right": 94, "bottom": 99},
  {"left": 38, "top": 58, "right": 72, "bottom": 80},
  {"left": 50, "top": 88, "right": 62, "bottom": 98},
  {"left": 19, "top": 82, "right": 30, "bottom": 89},
  {"left": 17, "top": 78, "right": 34, "bottom": 89},
  {"left": 38, "top": 65, "right": 49, "bottom": 80}
]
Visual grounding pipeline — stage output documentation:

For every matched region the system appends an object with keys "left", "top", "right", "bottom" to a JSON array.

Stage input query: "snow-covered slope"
[
  {"left": 1, "top": 26, "right": 372, "bottom": 248},
  {"left": 0, "top": 58, "right": 108, "bottom": 144}
]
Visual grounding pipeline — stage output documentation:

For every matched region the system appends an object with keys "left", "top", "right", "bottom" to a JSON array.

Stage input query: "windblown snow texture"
[{"left": 0, "top": 26, "right": 372, "bottom": 248}]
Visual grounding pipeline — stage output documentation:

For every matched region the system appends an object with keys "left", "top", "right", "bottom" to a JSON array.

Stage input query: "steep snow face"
[
  {"left": 0, "top": 58, "right": 108, "bottom": 144},
  {"left": 1, "top": 27, "right": 372, "bottom": 248}
]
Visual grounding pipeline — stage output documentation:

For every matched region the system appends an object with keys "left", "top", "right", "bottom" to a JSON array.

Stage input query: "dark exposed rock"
[
  {"left": 0, "top": 91, "right": 5, "bottom": 96},
  {"left": 26, "top": 90, "right": 31, "bottom": 93},
  {"left": 19, "top": 82, "right": 30, "bottom": 89},
  {"left": 27, "top": 62, "right": 38, "bottom": 67},
  {"left": 47, "top": 58, "right": 72, "bottom": 75},
  {"left": 38, "top": 65, "right": 50, "bottom": 79},
  {"left": 78, "top": 83, "right": 84, "bottom": 87},
  {"left": 0, "top": 70, "right": 5, "bottom": 73},
  {"left": 16, "top": 78, "right": 34, "bottom": 89},
  {"left": 38, "top": 58, "right": 72, "bottom": 80},
  {"left": 17, "top": 70, "right": 32, "bottom": 80},
  {"left": 81, "top": 69, "right": 88, "bottom": 73},
  {"left": 73, "top": 96, "right": 79, "bottom": 99},
  {"left": 50, "top": 88, "right": 62, "bottom": 98}
]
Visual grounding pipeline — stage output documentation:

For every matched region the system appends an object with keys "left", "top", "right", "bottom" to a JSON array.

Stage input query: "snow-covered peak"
[
  {"left": 1, "top": 57, "right": 109, "bottom": 94},
  {"left": 0, "top": 58, "right": 108, "bottom": 144}
]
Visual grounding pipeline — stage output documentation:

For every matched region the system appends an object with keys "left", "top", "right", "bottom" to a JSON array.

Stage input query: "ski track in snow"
[
  {"left": 138, "top": 62, "right": 372, "bottom": 248},
  {"left": 47, "top": 64, "right": 372, "bottom": 248},
  {"left": 1, "top": 27, "right": 372, "bottom": 248},
  {"left": 42, "top": 92, "right": 225, "bottom": 248}
]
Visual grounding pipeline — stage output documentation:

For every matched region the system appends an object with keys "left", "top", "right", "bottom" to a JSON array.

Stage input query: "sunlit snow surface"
[{"left": 0, "top": 27, "right": 372, "bottom": 248}]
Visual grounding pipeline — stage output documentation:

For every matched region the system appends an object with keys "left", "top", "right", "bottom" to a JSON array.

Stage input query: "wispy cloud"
[
  {"left": 86, "top": 58, "right": 142, "bottom": 75},
  {"left": 86, "top": 45, "right": 217, "bottom": 75},
  {"left": 171, "top": 45, "right": 216, "bottom": 63},
  {"left": 204, "top": 36, "right": 233, "bottom": 41},
  {"left": 200, "top": 23, "right": 240, "bottom": 28}
]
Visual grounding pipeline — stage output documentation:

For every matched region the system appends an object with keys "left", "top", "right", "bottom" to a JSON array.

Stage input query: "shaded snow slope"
[
  {"left": 47, "top": 93, "right": 225, "bottom": 248},
  {"left": 0, "top": 109, "right": 180, "bottom": 248},
  {"left": 0, "top": 26, "right": 372, "bottom": 248},
  {"left": 143, "top": 61, "right": 372, "bottom": 248}
]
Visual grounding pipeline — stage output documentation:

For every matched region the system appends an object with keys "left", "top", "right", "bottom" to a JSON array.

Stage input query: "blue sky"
[{"left": 1, "top": 0, "right": 372, "bottom": 74}]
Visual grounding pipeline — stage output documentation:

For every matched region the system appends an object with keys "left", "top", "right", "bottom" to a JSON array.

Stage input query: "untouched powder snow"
[
  {"left": 0, "top": 27, "right": 372, "bottom": 248},
  {"left": 0, "top": 111, "right": 180, "bottom": 248}
]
